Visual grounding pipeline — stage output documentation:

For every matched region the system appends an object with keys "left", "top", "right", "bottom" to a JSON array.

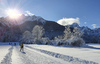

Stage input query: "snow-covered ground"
[
  {"left": 26, "top": 44, "right": 100, "bottom": 64},
  {"left": 0, "top": 43, "right": 100, "bottom": 64},
  {"left": 0, "top": 43, "right": 11, "bottom": 64}
]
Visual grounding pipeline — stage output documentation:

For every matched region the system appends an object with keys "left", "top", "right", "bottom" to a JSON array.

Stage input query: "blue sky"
[{"left": 0, "top": 0, "right": 100, "bottom": 28}]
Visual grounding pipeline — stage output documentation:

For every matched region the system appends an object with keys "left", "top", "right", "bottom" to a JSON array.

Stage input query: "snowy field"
[
  {"left": 0, "top": 43, "right": 11, "bottom": 64},
  {"left": 0, "top": 42, "right": 100, "bottom": 64}
]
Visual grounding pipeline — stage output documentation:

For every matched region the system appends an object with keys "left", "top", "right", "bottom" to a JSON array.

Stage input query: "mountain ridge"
[{"left": 0, "top": 15, "right": 100, "bottom": 43}]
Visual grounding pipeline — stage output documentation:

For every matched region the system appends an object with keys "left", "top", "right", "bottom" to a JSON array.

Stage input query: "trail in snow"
[
  {"left": 0, "top": 43, "right": 99, "bottom": 64},
  {"left": 25, "top": 45, "right": 98, "bottom": 64},
  {"left": 0, "top": 46, "right": 13, "bottom": 64},
  {"left": 12, "top": 46, "right": 68, "bottom": 64},
  {"left": 12, "top": 46, "right": 36, "bottom": 64},
  {"left": 27, "top": 44, "right": 100, "bottom": 64},
  {"left": 0, "top": 45, "right": 11, "bottom": 63}
]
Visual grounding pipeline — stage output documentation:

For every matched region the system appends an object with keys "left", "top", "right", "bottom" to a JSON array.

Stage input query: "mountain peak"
[
  {"left": 0, "top": 14, "right": 46, "bottom": 25},
  {"left": 66, "top": 23, "right": 80, "bottom": 28},
  {"left": 70, "top": 23, "right": 80, "bottom": 27}
]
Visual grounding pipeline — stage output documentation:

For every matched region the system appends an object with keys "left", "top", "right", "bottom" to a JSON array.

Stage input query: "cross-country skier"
[{"left": 20, "top": 43, "right": 24, "bottom": 52}]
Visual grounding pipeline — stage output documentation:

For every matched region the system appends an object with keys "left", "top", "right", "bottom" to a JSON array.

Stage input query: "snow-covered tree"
[
  {"left": 69, "top": 27, "right": 85, "bottom": 46},
  {"left": 64, "top": 26, "right": 72, "bottom": 40},
  {"left": 53, "top": 26, "right": 72, "bottom": 46},
  {"left": 22, "top": 30, "right": 32, "bottom": 44},
  {"left": 63, "top": 27, "right": 85, "bottom": 46},
  {"left": 68, "top": 37, "right": 85, "bottom": 47},
  {"left": 54, "top": 36, "right": 65, "bottom": 45},
  {"left": 41, "top": 37, "right": 50, "bottom": 45},
  {"left": 73, "top": 27, "right": 83, "bottom": 38},
  {"left": 32, "top": 25, "right": 45, "bottom": 44}
]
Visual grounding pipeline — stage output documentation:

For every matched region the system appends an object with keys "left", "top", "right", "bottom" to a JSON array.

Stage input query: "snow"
[
  {"left": 0, "top": 43, "right": 100, "bottom": 64},
  {"left": 0, "top": 43, "right": 11, "bottom": 63},
  {"left": 12, "top": 45, "right": 68, "bottom": 64},
  {"left": 0, "top": 42, "right": 68, "bottom": 64},
  {"left": 27, "top": 44, "right": 100, "bottom": 64}
]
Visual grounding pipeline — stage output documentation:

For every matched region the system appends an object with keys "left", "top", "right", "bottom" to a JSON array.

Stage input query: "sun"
[{"left": 6, "top": 9, "right": 21, "bottom": 19}]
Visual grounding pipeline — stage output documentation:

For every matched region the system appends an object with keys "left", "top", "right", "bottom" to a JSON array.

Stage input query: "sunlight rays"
[{"left": 6, "top": 9, "right": 21, "bottom": 19}]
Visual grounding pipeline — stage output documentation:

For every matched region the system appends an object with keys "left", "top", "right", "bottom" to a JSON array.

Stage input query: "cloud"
[
  {"left": 25, "top": 11, "right": 34, "bottom": 16},
  {"left": 57, "top": 17, "right": 80, "bottom": 26},
  {"left": 84, "top": 22, "right": 87, "bottom": 24},
  {"left": 91, "top": 24, "right": 97, "bottom": 28}
]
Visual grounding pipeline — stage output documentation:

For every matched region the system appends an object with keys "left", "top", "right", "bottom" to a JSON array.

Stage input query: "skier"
[{"left": 20, "top": 43, "right": 24, "bottom": 52}]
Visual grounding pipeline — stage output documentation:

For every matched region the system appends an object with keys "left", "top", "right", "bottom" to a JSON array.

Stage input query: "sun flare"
[{"left": 6, "top": 9, "right": 21, "bottom": 19}]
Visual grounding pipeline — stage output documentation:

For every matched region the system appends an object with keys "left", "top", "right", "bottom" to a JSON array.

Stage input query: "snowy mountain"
[
  {"left": 0, "top": 15, "right": 100, "bottom": 43},
  {"left": 66, "top": 23, "right": 100, "bottom": 43},
  {"left": 66, "top": 22, "right": 100, "bottom": 36},
  {"left": 68, "top": 23, "right": 80, "bottom": 28},
  {"left": 80, "top": 26, "right": 100, "bottom": 35},
  {"left": 1, "top": 14, "right": 46, "bottom": 25},
  {"left": 21, "top": 14, "right": 46, "bottom": 24},
  {"left": 0, "top": 15, "right": 65, "bottom": 42},
  {"left": 19, "top": 20, "right": 65, "bottom": 39}
]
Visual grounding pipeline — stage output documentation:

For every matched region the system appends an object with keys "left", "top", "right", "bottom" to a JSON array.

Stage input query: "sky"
[{"left": 0, "top": 0, "right": 100, "bottom": 29}]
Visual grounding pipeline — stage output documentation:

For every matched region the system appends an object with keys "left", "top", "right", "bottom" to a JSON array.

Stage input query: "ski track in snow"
[
  {"left": 12, "top": 46, "right": 66, "bottom": 64},
  {"left": 0, "top": 44, "right": 99, "bottom": 64},
  {"left": 0, "top": 46, "right": 13, "bottom": 64},
  {"left": 12, "top": 46, "right": 36, "bottom": 64},
  {"left": 26, "top": 46, "right": 98, "bottom": 64}
]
